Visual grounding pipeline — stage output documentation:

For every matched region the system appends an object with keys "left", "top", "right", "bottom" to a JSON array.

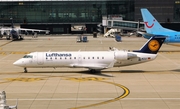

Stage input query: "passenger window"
[
  {"left": 92, "top": 57, "right": 94, "bottom": 59},
  {"left": 74, "top": 57, "right": 76, "bottom": 59},
  {"left": 102, "top": 57, "right": 104, "bottom": 59},
  {"left": 97, "top": 57, "right": 99, "bottom": 59},
  {"left": 83, "top": 57, "right": 85, "bottom": 59},
  {"left": 88, "top": 57, "right": 90, "bottom": 59}
]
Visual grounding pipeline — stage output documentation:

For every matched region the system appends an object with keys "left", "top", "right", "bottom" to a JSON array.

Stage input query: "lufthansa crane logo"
[
  {"left": 144, "top": 19, "right": 156, "bottom": 28},
  {"left": 148, "top": 40, "right": 160, "bottom": 51}
]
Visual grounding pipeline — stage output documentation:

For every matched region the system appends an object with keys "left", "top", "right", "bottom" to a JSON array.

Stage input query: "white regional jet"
[{"left": 13, "top": 36, "right": 165, "bottom": 73}]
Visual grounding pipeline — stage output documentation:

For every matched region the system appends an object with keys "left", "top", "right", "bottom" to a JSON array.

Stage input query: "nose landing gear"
[{"left": 24, "top": 67, "right": 27, "bottom": 73}]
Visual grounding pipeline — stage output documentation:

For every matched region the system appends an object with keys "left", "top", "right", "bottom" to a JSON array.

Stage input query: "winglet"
[
  {"left": 133, "top": 35, "right": 166, "bottom": 54},
  {"left": 9, "top": 99, "right": 18, "bottom": 109}
]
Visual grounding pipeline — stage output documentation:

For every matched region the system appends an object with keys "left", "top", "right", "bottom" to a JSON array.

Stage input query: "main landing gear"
[
  {"left": 19, "top": 35, "right": 24, "bottom": 40},
  {"left": 89, "top": 69, "right": 101, "bottom": 73},
  {"left": 24, "top": 67, "right": 27, "bottom": 73}
]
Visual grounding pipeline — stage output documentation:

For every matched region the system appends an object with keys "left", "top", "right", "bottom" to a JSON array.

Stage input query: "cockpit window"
[{"left": 23, "top": 55, "right": 33, "bottom": 58}]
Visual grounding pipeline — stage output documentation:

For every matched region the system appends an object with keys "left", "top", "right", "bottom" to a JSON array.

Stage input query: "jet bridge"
[{"left": 102, "top": 15, "right": 145, "bottom": 36}]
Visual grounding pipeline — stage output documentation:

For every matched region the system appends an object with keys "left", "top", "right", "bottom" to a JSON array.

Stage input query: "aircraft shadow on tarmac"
[
  {"left": 20, "top": 69, "right": 163, "bottom": 76},
  {"left": 19, "top": 68, "right": 180, "bottom": 77},
  {"left": 26, "top": 70, "right": 114, "bottom": 77},
  {"left": 118, "top": 70, "right": 145, "bottom": 73},
  {"left": 172, "top": 69, "right": 180, "bottom": 72}
]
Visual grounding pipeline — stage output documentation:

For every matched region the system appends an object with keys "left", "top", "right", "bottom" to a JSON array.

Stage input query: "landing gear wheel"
[
  {"left": 19, "top": 35, "right": 24, "bottom": 40},
  {"left": 24, "top": 67, "right": 27, "bottom": 73},
  {"left": 6, "top": 36, "right": 10, "bottom": 40},
  {"left": 90, "top": 69, "right": 96, "bottom": 73}
]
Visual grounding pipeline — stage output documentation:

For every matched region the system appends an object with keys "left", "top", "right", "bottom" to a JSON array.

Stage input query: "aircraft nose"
[{"left": 13, "top": 60, "right": 23, "bottom": 66}]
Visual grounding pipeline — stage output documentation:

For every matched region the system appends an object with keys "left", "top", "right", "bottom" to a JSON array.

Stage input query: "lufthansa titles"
[{"left": 46, "top": 53, "right": 72, "bottom": 57}]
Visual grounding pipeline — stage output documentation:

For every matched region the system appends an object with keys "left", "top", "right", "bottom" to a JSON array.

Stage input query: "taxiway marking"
[
  {"left": 5, "top": 77, "right": 45, "bottom": 82},
  {"left": 68, "top": 77, "right": 130, "bottom": 109},
  {"left": 1, "top": 76, "right": 130, "bottom": 109},
  {"left": 6, "top": 98, "right": 180, "bottom": 101}
]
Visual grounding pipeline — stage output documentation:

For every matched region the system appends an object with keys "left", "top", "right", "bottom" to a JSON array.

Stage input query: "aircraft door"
[
  {"left": 37, "top": 52, "right": 44, "bottom": 65},
  {"left": 166, "top": 36, "right": 170, "bottom": 42},
  {"left": 78, "top": 55, "right": 82, "bottom": 64}
]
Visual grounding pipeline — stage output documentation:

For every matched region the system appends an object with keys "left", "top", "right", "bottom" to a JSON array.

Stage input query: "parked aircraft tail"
[
  {"left": 133, "top": 36, "right": 165, "bottom": 54},
  {"left": 141, "top": 8, "right": 176, "bottom": 33},
  {"left": 10, "top": 18, "right": 14, "bottom": 28}
]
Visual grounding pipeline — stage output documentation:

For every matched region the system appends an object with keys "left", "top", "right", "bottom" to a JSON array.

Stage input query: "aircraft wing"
[
  {"left": 0, "top": 28, "right": 11, "bottom": 31},
  {"left": 71, "top": 60, "right": 116, "bottom": 70},
  {"left": 19, "top": 28, "right": 50, "bottom": 33},
  {"left": 140, "top": 32, "right": 167, "bottom": 40},
  {"left": 71, "top": 64, "right": 107, "bottom": 70},
  {"left": 0, "top": 27, "right": 49, "bottom": 32},
  {"left": 1, "top": 28, "right": 50, "bottom": 34},
  {"left": 142, "top": 33, "right": 154, "bottom": 39}
]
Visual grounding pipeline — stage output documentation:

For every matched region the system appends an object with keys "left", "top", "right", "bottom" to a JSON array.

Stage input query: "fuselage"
[
  {"left": 10, "top": 29, "right": 19, "bottom": 39},
  {"left": 143, "top": 32, "right": 180, "bottom": 43},
  {"left": 153, "top": 32, "right": 180, "bottom": 43},
  {"left": 13, "top": 51, "right": 157, "bottom": 70}
]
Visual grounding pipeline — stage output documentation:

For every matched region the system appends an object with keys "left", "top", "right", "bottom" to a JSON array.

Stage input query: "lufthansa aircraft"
[
  {"left": 141, "top": 8, "right": 180, "bottom": 43},
  {"left": 13, "top": 36, "right": 165, "bottom": 73}
]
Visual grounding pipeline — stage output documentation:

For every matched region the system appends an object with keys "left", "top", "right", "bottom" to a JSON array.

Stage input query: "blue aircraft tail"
[
  {"left": 133, "top": 36, "right": 165, "bottom": 54},
  {"left": 141, "top": 8, "right": 176, "bottom": 34}
]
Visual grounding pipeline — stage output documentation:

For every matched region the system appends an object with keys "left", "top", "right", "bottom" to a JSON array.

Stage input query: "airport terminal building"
[{"left": 0, "top": 0, "right": 179, "bottom": 34}]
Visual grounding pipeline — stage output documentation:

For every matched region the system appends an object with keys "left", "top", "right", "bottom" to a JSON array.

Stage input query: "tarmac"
[{"left": 0, "top": 35, "right": 180, "bottom": 109}]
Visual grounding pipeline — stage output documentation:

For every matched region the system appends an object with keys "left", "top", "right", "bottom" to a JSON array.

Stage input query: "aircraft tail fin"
[
  {"left": 10, "top": 18, "right": 14, "bottom": 28},
  {"left": 141, "top": 8, "right": 175, "bottom": 33},
  {"left": 133, "top": 36, "right": 165, "bottom": 54}
]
